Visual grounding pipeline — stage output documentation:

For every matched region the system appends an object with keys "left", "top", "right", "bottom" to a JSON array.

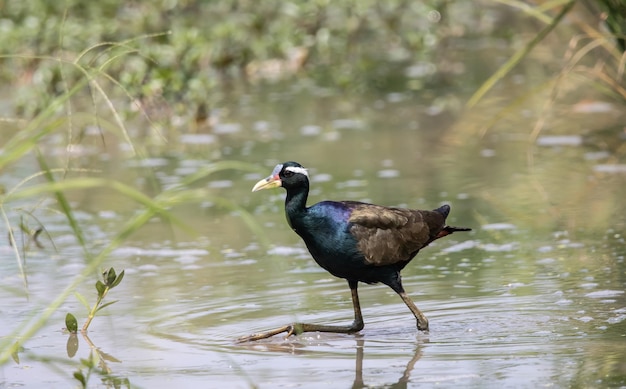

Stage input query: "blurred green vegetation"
[
  {"left": 594, "top": 0, "right": 626, "bottom": 51},
  {"left": 0, "top": 0, "right": 451, "bottom": 120},
  {"left": 1, "top": 0, "right": 624, "bottom": 130}
]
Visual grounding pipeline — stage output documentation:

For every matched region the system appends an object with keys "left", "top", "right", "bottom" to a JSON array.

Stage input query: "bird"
[{"left": 238, "top": 161, "right": 471, "bottom": 342}]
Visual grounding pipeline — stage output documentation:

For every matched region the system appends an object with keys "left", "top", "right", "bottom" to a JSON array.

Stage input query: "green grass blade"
[
  {"left": 211, "top": 196, "right": 271, "bottom": 248},
  {"left": 35, "top": 150, "right": 90, "bottom": 259},
  {"left": 74, "top": 292, "right": 91, "bottom": 312},
  {"left": 0, "top": 205, "right": 28, "bottom": 292},
  {"left": 0, "top": 196, "right": 167, "bottom": 364},
  {"left": 466, "top": 0, "right": 576, "bottom": 108},
  {"left": 180, "top": 160, "right": 263, "bottom": 187},
  {"left": 0, "top": 73, "right": 88, "bottom": 169}
]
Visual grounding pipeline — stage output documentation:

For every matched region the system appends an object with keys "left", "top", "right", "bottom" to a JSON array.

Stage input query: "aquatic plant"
[
  {"left": 0, "top": 156, "right": 263, "bottom": 365},
  {"left": 71, "top": 350, "right": 130, "bottom": 389},
  {"left": 0, "top": 38, "right": 264, "bottom": 364},
  {"left": 65, "top": 267, "right": 125, "bottom": 334},
  {"left": 63, "top": 268, "right": 129, "bottom": 388}
]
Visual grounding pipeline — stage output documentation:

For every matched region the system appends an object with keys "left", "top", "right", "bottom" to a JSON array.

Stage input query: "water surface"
[{"left": 1, "top": 9, "right": 626, "bottom": 388}]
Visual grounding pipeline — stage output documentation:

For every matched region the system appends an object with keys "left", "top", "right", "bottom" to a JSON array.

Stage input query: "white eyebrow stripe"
[{"left": 285, "top": 166, "right": 309, "bottom": 177}]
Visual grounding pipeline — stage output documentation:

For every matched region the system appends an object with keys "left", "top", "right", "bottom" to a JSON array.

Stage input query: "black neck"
[{"left": 285, "top": 181, "right": 309, "bottom": 219}]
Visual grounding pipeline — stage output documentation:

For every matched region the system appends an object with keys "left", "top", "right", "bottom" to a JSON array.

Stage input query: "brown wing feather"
[{"left": 347, "top": 203, "right": 446, "bottom": 266}]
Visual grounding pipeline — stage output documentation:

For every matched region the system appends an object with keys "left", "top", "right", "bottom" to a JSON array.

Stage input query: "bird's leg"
[
  {"left": 347, "top": 279, "right": 365, "bottom": 331},
  {"left": 398, "top": 291, "right": 429, "bottom": 331},
  {"left": 385, "top": 274, "right": 429, "bottom": 331},
  {"left": 236, "top": 280, "right": 364, "bottom": 342}
]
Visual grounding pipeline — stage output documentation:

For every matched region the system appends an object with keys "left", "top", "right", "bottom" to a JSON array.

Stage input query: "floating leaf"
[{"left": 65, "top": 313, "right": 78, "bottom": 333}]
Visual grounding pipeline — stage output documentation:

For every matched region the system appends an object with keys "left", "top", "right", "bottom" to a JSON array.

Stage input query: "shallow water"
[
  {"left": 2, "top": 8, "right": 626, "bottom": 389},
  {"left": 2, "top": 100, "right": 625, "bottom": 387}
]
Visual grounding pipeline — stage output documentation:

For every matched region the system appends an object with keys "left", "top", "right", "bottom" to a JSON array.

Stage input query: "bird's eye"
[{"left": 283, "top": 170, "right": 294, "bottom": 178}]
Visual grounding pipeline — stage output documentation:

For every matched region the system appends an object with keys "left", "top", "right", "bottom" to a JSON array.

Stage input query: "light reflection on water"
[
  {"left": 1, "top": 204, "right": 625, "bottom": 387},
  {"left": 126, "top": 256, "right": 623, "bottom": 388},
  {"left": 1, "top": 85, "right": 626, "bottom": 388},
  {"left": 9, "top": 213, "right": 626, "bottom": 387}
]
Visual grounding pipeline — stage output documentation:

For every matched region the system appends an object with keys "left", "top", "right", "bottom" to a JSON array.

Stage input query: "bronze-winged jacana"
[{"left": 238, "top": 161, "right": 471, "bottom": 342}]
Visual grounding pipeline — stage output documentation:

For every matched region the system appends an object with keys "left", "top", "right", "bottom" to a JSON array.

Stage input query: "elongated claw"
[
  {"left": 236, "top": 321, "right": 364, "bottom": 343},
  {"left": 237, "top": 283, "right": 365, "bottom": 343},
  {"left": 236, "top": 325, "right": 294, "bottom": 343}
]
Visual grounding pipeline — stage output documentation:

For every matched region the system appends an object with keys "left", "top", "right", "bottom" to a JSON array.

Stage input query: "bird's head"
[{"left": 252, "top": 161, "right": 309, "bottom": 192}]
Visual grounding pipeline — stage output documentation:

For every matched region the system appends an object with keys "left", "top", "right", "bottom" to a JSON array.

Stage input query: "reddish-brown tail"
[
  {"left": 432, "top": 205, "right": 471, "bottom": 239},
  {"left": 435, "top": 225, "right": 471, "bottom": 239}
]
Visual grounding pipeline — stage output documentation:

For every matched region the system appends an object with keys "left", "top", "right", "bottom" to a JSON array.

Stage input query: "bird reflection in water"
[
  {"left": 236, "top": 335, "right": 424, "bottom": 388},
  {"left": 352, "top": 337, "right": 423, "bottom": 389}
]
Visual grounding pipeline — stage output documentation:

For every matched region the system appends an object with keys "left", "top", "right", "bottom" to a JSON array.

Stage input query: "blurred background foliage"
[
  {"left": 2, "top": 0, "right": 622, "bottom": 126},
  {"left": 0, "top": 0, "right": 624, "bottom": 183},
  {"left": 1, "top": 0, "right": 443, "bottom": 120}
]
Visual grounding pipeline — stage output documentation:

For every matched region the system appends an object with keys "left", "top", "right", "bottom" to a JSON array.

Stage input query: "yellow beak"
[{"left": 252, "top": 174, "right": 282, "bottom": 192}]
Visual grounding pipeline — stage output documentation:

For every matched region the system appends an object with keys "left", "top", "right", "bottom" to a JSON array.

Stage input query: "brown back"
[{"left": 346, "top": 202, "right": 446, "bottom": 266}]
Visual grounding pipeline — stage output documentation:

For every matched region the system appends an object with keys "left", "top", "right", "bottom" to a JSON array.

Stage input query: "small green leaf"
[
  {"left": 95, "top": 280, "right": 106, "bottom": 297},
  {"left": 110, "top": 269, "right": 125, "bottom": 288},
  {"left": 11, "top": 344, "right": 19, "bottom": 364},
  {"left": 73, "top": 371, "right": 86, "bottom": 386},
  {"left": 95, "top": 300, "right": 118, "bottom": 313},
  {"left": 105, "top": 267, "right": 116, "bottom": 286},
  {"left": 65, "top": 313, "right": 78, "bottom": 333},
  {"left": 32, "top": 227, "right": 44, "bottom": 249},
  {"left": 80, "top": 351, "right": 96, "bottom": 368}
]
